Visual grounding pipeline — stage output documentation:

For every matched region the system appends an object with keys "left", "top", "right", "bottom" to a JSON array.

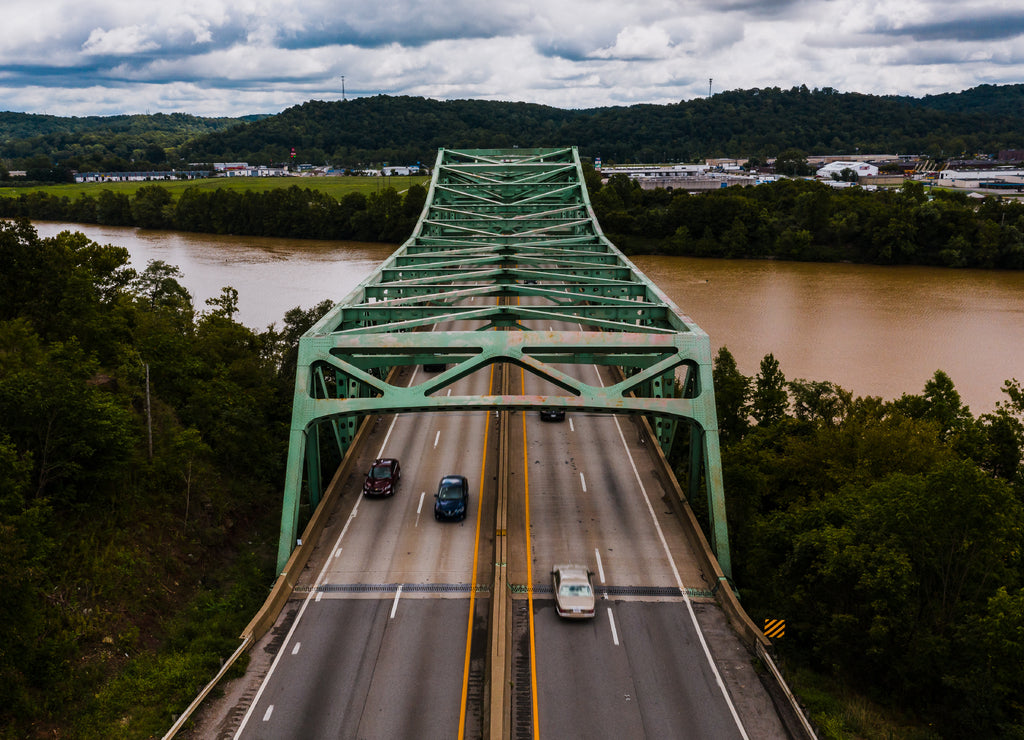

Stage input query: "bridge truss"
[{"left": 277, "top": 147, "right": 731, "bottom": 577}]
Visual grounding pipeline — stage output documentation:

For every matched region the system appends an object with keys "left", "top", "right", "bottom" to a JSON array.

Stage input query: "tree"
[
  {"left": 131, "top": 185, "right": 173, "bottom": 229},
  {"left": 712, "top": 346, "right": 750, "bottom": 443},
  {"left": 133, "top": 260, "right": 192, "bottom": 312},
  {"left": 751, "top": 353, "right": 788, "bottom": 426},
  {"left": 95, "top": 189, "right": 132, "bottom": 226},
  {"left": 0, "top": 433, "right": 52, "bottom": 720},
  {"left": 832, "top": 167, "right": 859, "bottom": 183},
  {"left": 788, "top": 379, "right": 852, "bottom": 426},
  {"left": 0, "top": 320, "right": 135, "bottom": 504},
  {"left": 205, "top": 286, "right": 239, "bottom": 320},
  {"left": 774, "top": 149, "right": 812, "bottom": 176}
]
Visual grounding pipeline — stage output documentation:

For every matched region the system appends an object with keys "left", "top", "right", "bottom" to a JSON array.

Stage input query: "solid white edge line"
[
  {"left": 595, "top": 549, "right": 606, "bottom": 584},
  {"left": 594, "top": 364, "right": 748, "bottom": 738},
  {"left": 610, "top": 412, "right": 750, "bottom": 740},
  {"left": 607, "top": 608, "right": 619, "bottom": 646},
  {"left": 390, "top": 585, "right": 403, "bottom": 619},
  {"left": 234, "top": 412, "right": 404, "bottom": 738}
]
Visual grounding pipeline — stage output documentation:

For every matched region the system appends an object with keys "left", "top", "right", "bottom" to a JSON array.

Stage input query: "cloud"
[
  {"left": 591, "top": 26, "right": 676, "bottom": 61},
  {"left": 0, "top": 0, "right": 1022, "bottom": 117},
  {"left": 82, "top": 26, "right": 160, "bottom": 56},
  {"left": 879, "top": 13, "right": 1024, "bottom": 42}
]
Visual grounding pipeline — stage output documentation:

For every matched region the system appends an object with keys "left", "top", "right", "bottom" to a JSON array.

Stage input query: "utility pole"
[
  {"left": 341, "top": 76, "right": 346, "bottom": 101},
  {"left": 709, "top": 78, "right": 712, "bottom": 97}
]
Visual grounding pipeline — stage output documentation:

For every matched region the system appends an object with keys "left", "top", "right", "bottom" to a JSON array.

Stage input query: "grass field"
[{"left": 0, "top": 175, "right": 432, "bottom": 201}]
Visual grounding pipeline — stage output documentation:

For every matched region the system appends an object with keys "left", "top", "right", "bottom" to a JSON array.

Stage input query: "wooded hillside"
[{"left": 3, "top": 84, "right": 1024, "bottom": 174}]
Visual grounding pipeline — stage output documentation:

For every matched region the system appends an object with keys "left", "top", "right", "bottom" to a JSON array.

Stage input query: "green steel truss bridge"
[{"left": 277, "top": 147, "right": 731, "bottom": 577}]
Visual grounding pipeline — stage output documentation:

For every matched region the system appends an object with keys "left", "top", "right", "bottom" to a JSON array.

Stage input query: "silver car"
[{"left": 551, "top": 564, "right": 596, "bottom": 619}]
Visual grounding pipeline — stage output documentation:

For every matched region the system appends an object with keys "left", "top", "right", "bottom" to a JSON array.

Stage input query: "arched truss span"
[{"left": 278, "top": 147, "right": 731, "bottom": 577}]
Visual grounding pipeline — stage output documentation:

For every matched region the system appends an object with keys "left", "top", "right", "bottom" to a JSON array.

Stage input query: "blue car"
[{"left": 434, "top": 475, "right": 469, "bottom": 521}]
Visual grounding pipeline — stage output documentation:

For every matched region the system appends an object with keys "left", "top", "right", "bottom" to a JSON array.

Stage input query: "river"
[{"left": 30, "top": 221, "right": 1024, "bottom": 414}]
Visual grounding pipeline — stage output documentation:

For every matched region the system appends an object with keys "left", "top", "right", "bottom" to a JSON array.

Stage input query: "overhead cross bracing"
[{"left": 277, "top": 147, "right": 731, "bottom": 577}]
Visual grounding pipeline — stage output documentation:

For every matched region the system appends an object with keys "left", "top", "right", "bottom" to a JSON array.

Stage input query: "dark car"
[
  {"left": 540, "top": 407, "right": 565, "bottom": 422},
  {"left": 434, "top": 474, "right": 469, "bottom": 521},
  {"left": 363, "top": 458, "right": 401, "bottom": 497}
]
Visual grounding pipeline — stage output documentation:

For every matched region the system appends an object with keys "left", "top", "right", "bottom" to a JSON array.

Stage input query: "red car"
[{"left": 363, "top": 458, "right": 401, "bottom": 497}]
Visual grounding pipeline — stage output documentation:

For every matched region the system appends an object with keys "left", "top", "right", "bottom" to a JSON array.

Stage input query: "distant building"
[
  {"left": 938, "top": 168, "right": 1024, "bottom": 190},
  {"left": 381, "top": 165, "right": 420, "bottom": 176},
  {"left": 808, "top": 154, "right": 899, "bottom": 165},
  {"left": 601, "top": 164, "right": 709, "bottom": 179},
  {"left": 815, "top": 161, "right": 879, "bottom": 179},
  {"left": 74, "top": 170, "right": 210, "bottom": 183},
  {"left": 209, "top": 163, "right": 288, "bottom": 177}
]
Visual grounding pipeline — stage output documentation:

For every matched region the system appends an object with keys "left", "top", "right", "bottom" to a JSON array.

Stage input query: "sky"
[{"left": 2, "top": 0, "right": 1023, "bottom": 118}]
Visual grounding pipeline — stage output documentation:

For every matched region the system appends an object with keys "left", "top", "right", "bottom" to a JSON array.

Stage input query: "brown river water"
[{"left": 31, "top": 222, "right": 1024, "bottom": 414}]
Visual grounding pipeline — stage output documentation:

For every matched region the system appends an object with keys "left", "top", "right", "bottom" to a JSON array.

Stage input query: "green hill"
[
  {"left": 0, "top": 111, "right": 262, "bottom": 174},
  {"left": 2, "top": 85, "right": 1023, "bottom": 174},
  {"left": 177, "top": 86, "right": 1024, "bottom": 166}
]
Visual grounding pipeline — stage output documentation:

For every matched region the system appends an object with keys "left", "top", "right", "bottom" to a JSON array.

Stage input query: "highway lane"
[
  {"left": 507, "top": 304, "right": 749, "bottom": 738},
  {"left": 235, "top": 355, "right": 498, "bottom": 739}
]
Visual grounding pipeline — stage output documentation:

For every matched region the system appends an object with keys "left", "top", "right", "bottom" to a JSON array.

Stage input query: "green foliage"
[
  {"left": 173, "top": 87, "right": 1024, "bottom": 166},
  {"left": 0, "top": 181, "right": 426, "bottom": 244},
  {"left": 593, "top": 177, "right": 1024, "bottom": 270},
  {"left": 775, "top": 148, "right": 812, "bottom": 176},
  {"left": 712, "top": 347, "right": 750, "bottom": 443},
  {"left": 751, "top": 353, "right": 788, "bottom": 425},
  {"left": 0, "top": 222, "right": 291, "bottom": 736},
  {"left": 693, "top": 350, "right": 1024, "bottom": 738},
  {"left": 4, "top": 85, "right": 1023, "bottom": 174},
  {"left": 0, "top": 111, "right": 251, "bottom": 173}
]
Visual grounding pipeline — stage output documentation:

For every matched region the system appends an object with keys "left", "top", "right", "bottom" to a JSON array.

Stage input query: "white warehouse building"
[{"left": 815, "top": 161, "right": 879, "bottom": 179}]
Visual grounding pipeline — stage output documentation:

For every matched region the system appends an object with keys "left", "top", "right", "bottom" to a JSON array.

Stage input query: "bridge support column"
[
  {"left": 277, "top": 426, "right": 309, "bottom": 573},
  {"left": 699, "top": 424, "right": 731, "bottom": 579}
]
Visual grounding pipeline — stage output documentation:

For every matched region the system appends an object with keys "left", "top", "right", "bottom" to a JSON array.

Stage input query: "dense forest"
[
  {"left": 0, "top": 182, "right": 427, "bottom": 244},
  {"left": 681, "top": 350, "right": 1024, "bottom": 738},
  {"left": 154, "top": 86, "right": 1024, "bottom": 166},
  {"left": 1, "top": 217, "right": 1022, "bottom": 737},
  {"left": 0, "top": 112, "right": 258, "bottom": 180},
  {"left": 3, "top": 84, "right": 1024, "bottom": 174},
  {"left": 593, "top": 175, "right": 1024, "bottom": 269},
  {"left": 0, "top": 218, "right": 334, "bottom": 737}
]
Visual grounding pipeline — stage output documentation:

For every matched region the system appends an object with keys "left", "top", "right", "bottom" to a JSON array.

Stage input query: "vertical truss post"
[
  {"left": 277, "top": 425, "right": 309, "bottom": 571},
  {"left": 306, "top": 423, "right": 322, "bottom": 509}
]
